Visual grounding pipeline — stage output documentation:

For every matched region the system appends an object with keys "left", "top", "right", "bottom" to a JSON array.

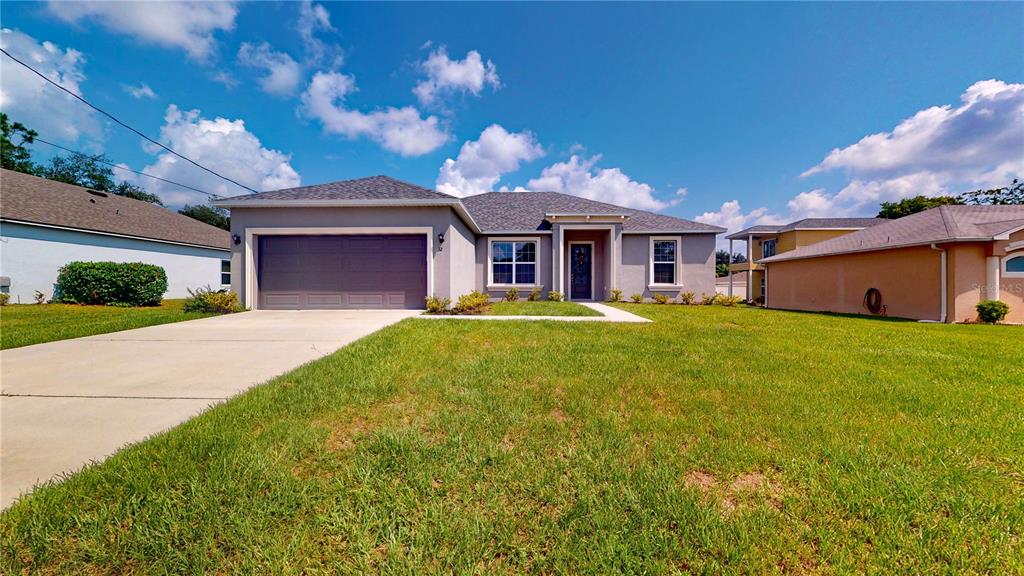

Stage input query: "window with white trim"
[
  {"left": 651, "top": 239, "right": 677, "bottom": 284},
  {"left": 761, "top": 239, "right": 777, "bottom": 258},
  {"left": 491, "top": 240, "right": 537, "bottom": 285},
  {"left": 1004, "top": 253, "right": 1024, "bottom": 277},
  {"left": 221, "top": 260, "right": 231, "bottom": 285}
]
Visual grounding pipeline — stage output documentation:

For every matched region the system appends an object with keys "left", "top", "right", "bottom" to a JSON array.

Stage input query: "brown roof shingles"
[
  {"left": 0, "top": 169, "right": 230, "bottom": 250},
  {"left": 761, "top": 205, "right": 1024, "bottom": 263}
]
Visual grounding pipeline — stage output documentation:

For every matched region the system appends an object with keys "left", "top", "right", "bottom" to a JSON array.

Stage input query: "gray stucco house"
[{"left": 214, "top": 176, "right": 725, "bottom": 310}]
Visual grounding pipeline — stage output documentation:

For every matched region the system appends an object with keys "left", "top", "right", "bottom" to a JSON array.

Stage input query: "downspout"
[{"left": 930, "top": 243, "right": 947, "bottom": 323}]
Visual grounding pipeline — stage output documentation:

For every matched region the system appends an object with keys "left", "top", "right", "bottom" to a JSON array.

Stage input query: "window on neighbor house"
[
  {"left": 652, "top": 239, "right": 677, "bottom": 284},
  {"left": 221, "top": 260, "right": 231, "bottom": 285},
  {"left": 762, "top": 239, "right": 777, "bottom": 258},
  {"left": 491, "top": 241, "right": 537, "bottom": 285}
]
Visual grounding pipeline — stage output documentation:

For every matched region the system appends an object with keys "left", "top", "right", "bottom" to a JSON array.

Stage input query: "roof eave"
[
  {"left": 759, "top": 237, "right": 994, "bottom": 264},
  {"left": 0, "top": 217, "right": 230, "bottom": 251}
]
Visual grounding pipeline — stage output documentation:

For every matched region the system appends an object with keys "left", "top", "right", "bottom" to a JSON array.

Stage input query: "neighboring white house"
[{"left": 0, "top": 169, "right": 231, "bottom": 303}]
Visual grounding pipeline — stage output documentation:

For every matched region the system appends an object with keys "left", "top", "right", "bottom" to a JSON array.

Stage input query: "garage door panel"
[{"left": 258, "top": 234, "right": 426, "bottom": 310}]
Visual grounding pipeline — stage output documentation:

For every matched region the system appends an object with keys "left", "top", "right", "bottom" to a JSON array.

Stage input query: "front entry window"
[{"left": 491, "top": 240, "right": 537, "bottom": 285}]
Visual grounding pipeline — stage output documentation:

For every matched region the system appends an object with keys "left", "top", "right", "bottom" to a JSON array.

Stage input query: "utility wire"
[
  {"left": 1, "top": 47, "right": 258, "bottom": 194},
  {"left": 32, "top": 136, "right": 221, "bottom": 199}
]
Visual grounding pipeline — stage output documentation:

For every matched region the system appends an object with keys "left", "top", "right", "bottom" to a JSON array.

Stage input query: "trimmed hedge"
[{"left": 56, "top": 262, "right": 167, "bottom": 306}]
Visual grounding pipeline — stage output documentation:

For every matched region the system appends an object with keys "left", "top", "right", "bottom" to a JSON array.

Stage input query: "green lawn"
[
  {"left": 0, "top": 300, "right": 219, "bottom": 349},
  {"left": 485, "top": 300, "right": 602, "bottom": 316},
  {"left": 2, "top": 306, "right": 1021, "bottom": 573}
]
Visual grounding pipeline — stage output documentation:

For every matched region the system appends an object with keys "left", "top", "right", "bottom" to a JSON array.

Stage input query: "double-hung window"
[
  {"left": 651, "top": 238, "right": 678, "bottom": 285},
  {"left": 490, "top": 239, "right": 537, "bottom": 285}
]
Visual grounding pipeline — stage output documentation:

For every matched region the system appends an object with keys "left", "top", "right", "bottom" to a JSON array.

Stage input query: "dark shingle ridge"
[{"left": 221, "top": 175, "right": 458, "bottom": 202}]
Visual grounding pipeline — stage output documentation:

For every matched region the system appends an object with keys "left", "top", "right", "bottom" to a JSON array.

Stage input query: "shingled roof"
[
  {"left": 1, "top": 169, "right": 229, "bottom": 250},
  {"left": 217, "top": 175, "right": 457, "bottom": 202},
  {"left": 461, "top": 191, "right": 724, "bottom": 233},
  {"left": 725, "top": 217, "right": 883, "bottom": 240},
  {"left": 761, "top": 205, "right": 1024, "bottom": 263}
]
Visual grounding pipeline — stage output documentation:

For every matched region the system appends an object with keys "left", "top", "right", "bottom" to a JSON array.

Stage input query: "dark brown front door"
[{"left": 258, "top": 235, "right": 427, "bottom": 309}]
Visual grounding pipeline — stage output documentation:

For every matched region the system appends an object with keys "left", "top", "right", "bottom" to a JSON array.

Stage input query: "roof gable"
[
  {"left": 218, "top": 175, "right": 457, "bottom": 202},
  {"left": 0, "top": 169, "right": 229, "bottom": 250}
]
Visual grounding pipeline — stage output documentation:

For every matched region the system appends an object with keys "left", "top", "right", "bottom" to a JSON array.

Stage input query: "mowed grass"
[
  {"left": 0, "top": 300, "right": 218, "bottom": 349},
  {"left": 486, "top": 300, "right": 602, "bottom": 316},
  {"left": 2, "top": 306, "right": 1022, "bottom": 573}
]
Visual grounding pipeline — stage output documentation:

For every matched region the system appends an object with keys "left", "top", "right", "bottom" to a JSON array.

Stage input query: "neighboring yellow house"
[{"left": 725, "top": 218, "right": 883, "bottom": 302}]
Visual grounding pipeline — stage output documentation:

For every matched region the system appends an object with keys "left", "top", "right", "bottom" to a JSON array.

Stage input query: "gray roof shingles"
[
  {"left": 461, "top": 191, "right": 724, "bottom": 233},
  {"left": 725, "top": 217, "right": 884, "bottom": 239},
  {"left": 221, "top": 175, "right": 457, "bottom": 202},
  {"left": 1, "top": 169, "right": 230, "bottom": 250},
  {"left": 761, "top": 205, "right": 1024, "bottom": 263}
]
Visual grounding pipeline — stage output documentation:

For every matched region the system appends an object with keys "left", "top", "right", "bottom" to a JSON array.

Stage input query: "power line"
[
  {"left": 1, "top": 47, "right": 258, "bottom": 194},
  {"left": 31, "top": 136, "right": 221, "bottom": 199}
]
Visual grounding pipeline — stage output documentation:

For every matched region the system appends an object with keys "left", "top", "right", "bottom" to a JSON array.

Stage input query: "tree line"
[{"left": 1, "top": 113, "right": 230, "bottom": 230}]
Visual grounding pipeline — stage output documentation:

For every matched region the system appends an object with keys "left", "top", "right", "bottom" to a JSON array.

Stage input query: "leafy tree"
[
  {"left": 179, "top": 202, "right": 230, "bottom": 230},
  {"left": 715, "top": 249, "right": 747, "bottom": 277},
  {"left": 877, "top": 195, "right": 964, "bottom": 219},
  {"left": 110, "top": 181, "right": 163, "bottom": 205},
  {"left": 962, "top": 179, "right": 1023, "bottom": 205},
  {"left": 1, "top": 113, "right": 39, "bottom": 173}
]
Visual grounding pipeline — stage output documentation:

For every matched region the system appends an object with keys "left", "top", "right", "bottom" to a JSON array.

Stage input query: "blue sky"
[{"left": 2, "top": 2, "right": 1021, "bottom": 239}]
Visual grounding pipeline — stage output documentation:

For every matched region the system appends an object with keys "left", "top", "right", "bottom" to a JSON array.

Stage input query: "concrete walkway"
[
  {"left": 0, "top": 309, "right": 418, "bottom": 508},
  {"left": 416, "top": 302, "right": 651, "bottom": 322}
]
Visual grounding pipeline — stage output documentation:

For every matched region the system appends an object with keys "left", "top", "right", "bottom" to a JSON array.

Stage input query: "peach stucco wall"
[
  {"left": 765, "top": 245, "right": 943, "bottom": 321},
  {"left": 994, "top": 230, "right": 1024, "bottom": 324}
]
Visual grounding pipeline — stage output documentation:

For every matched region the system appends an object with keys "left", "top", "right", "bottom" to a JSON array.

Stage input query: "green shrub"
[
  {"left": 452, "top": 290, "right": 492, "bottom": 315},
  {"left": 700, "top": 292, "right": 716, "bottom": 305},
  {"left": 504, "top": 288, "right": 520, "bottom": 302},
  {"left": 976, "top": 299, "right": 1009, "bottom": 324},
  {"left": 608, "top": 288, "right": 623, "bottom": 303},
  {"left": 547, "top": 291, "right": 564, "bottom": 302},
  {"left": 56, "top": 262, "right": 167, "bottom": 306},
  {"left": 630, "top": 293, "right": 643, "bottom": 303},
  {"left": 425, "top": 295, "right": 451, "bottom": 314},
  {"left": 0, "top": 293, "right": 9, "bottom": 306},
  {"left": 652, "top": 293, "right": 670, "bottom": 305},
  {"left": 527, "top": 287, "right": 543, "bottom": 302},
  {"left": 717, "top": 294, "right": 743, "bottom": 307},
  {"left": 183, "top": 286, "right": 243, "bottom": 314},
  {"left": 679, "top": 291, "right": 696, "bottom": 305}
]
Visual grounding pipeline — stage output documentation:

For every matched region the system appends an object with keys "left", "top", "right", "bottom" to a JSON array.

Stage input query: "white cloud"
[
  {"left": 802, "top": 79, "right": 1024, "bottom": 211},
  {"left": 138, "top": 105, "right": 300, "bottom": 206},
  {"left": 300, "top": 71, "right": 448, "bottom": 156},
  {"left": 413, "top": 46, "right": 499, "bottom": 107},
  {"left": 237, "top": 42, "right": 302, "bottom": 96},
  {"left": 0, "top": 29, "right": 100, "bottom": 143},
  {"left": 694, "top": 201, "right": 788, "bottom": 249},
  {"left": 297, "top": 0, "right": 342, "bottom": 68},
  {"left": 123, "top": 82, "right": 157, "bottom": 99},
  {"left": 525, "top": 155, "right": 678, "bottom": 211},
  {"left": 435, "top": 124, "right": 544, "bottom": 197},
  {"left": 48, "top": 1, "right": 237, "bottom": 61}
]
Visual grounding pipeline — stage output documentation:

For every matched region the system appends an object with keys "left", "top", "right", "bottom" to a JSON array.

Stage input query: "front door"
[{"left": 570, "top": 243, "right": 593, "bottom": 300}]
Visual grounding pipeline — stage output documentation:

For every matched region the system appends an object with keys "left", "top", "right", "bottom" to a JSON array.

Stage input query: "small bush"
[
  {"left": 717, "top": 294, "right": 743, "bottom": 307},
  {"left": 56, "top": 262, "right": 167, "bottom": 306},
  {"left": 547, "top": 291, "right": 564, "bottom": 302},
  {"left": 0, "top": 293, "right": 9, "bottom": 306},
  {"left": 504, "top": 288, "right": 520, "bottom": 302},
  {"left": 976, "top": 299, "right": 1009, "bottom": 324},
  {"left": 183, "top": 286, "right": 243, "bottom": 314},
  {"left": 527, "top": 287, "right": 542, "bottom": 302},
  {"left": 425, "top": 295, "right": 451, "bottom": 314},
  {"left": 630, "top": 293, "right": 643, "bottom": 304},
  {"left": 452, "top": 290, "right": 492, "bottom": 315},
  {"left": 608, "top": 288, "right": 623, "bottom": 303},
  {"left": 652, "top": 293, "right": 670, "bottom": 305},
  {"left": 33, "top": 291, "right": 47, "bottom": 304},
  {"left": 679, "top": 291, "right": 696, "bottom": 305},
  {"left": 700, "top": 292, "right": 716, "bottom": 305}
]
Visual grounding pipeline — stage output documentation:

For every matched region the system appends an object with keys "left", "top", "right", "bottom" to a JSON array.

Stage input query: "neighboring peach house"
[
  {"left": 759, "top": 205, "right": 1024, "bottom": 324},
  {"left": 724, "top": 218, "right": 884, "bottom": 302}
]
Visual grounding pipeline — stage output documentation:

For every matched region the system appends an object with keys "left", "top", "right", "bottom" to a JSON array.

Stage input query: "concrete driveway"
[{"left": 0, "top": 309, "right": 419, "bottom": 508}]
